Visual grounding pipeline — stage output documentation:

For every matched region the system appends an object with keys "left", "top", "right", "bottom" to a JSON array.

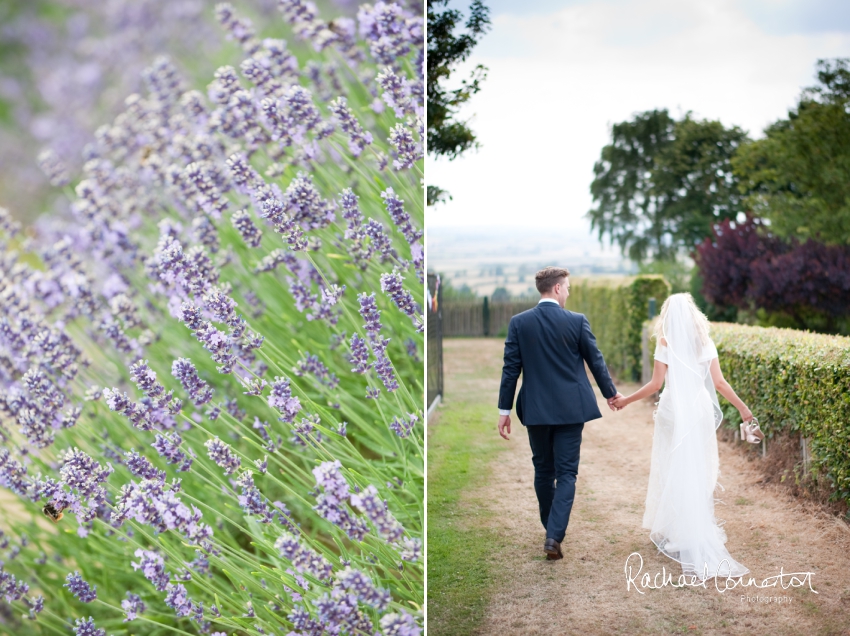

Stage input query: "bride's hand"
[
  {"left": 612, "top": 395, "right": 629, "bottom": 409},
  {"left": 739, "top": 405, "right": 753, "bottom": 423}
]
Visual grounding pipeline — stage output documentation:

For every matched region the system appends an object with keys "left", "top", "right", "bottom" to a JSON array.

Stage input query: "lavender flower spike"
[
  {"left": 388, "top": 123, "right": 420, "bottom": 171},
  {"left": 205, "top": 437, "right": 241, "bottom": 475},
  {"left": 73, "top": 617, "right": 106, "bottom": 636},
  {"left": 65, "top": 571, "right": 97, "bottom": 603},
  {"left": 390, "top": 413, "right": 418, "bottom": 439},
  {"left": 329, "top": 97, "right": 373, "bottom": 157},
  {"left": 381, "top": 188, "right": 422, "bottom": 245},
  {"left": 349, "top": 333, "right": 371, "bottom": 374},
  {"left": 231, "top": 209, "right": 263, "bottom": 247},
  {"left": 172, "top": 358, "right": 213, "bottom": 406},
  {"left": 358, "top": 292, "right": 382, "bottom": 337},
  {"left": 122, "top": 592, "right": 146, "bottom": 622},
  {"left": 380, "top": 272, "right": 421, "bottom": 329},
  {"left": 380, "top": 611, "right": 422, "bottom": 636},
  {"left": 131, "top": 549, "right": 170, "bottom": 591}
]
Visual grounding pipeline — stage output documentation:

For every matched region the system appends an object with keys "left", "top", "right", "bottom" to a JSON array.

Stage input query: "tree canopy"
[
  {"left": 732, "top": 58, "right": 850, "bottom": 245},
  {"left": 588, "top": 109, "right": 748, "bottom": 263},
  {"left": 426, "top": 0, "right": 490, "bottom": 205}
]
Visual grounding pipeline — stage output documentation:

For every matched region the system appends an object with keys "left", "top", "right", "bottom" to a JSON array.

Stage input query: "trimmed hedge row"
[
  {"left": 567, "top": 275, "right": 671, "bottom": 381},
  {"left": 710, "top": 322, "right": 850, "bottom": 509}
]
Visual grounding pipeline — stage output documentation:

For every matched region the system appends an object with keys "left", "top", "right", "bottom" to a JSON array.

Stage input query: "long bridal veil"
[{"left": 644, "top": 294, "right": 750, "bottom": 581}]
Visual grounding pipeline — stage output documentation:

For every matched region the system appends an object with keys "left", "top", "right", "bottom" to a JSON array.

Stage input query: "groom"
[{"left": 497, "top": 266, "right": 622, "bottom": 561}]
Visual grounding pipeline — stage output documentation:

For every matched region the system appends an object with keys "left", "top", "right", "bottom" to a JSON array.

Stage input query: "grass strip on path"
[{"left": 427, "top": 339, "right": 513, "bottom": 636}]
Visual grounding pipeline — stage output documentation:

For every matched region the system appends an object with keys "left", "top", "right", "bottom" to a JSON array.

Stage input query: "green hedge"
[
  {"left": 711, "top": 322, "right": 850, "bottom": 509},
  {"left": 567, "top": 275, "right": 671, "bottom": 381}
]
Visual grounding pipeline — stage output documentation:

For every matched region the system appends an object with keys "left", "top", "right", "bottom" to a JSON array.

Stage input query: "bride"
[{"left": 613, "top": 293, "right": 755, "bottom": 581}]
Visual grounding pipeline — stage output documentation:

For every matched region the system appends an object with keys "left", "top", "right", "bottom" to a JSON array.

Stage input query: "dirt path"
[{"left": 443, "top": 339, "right": 850, "bottom": 635}]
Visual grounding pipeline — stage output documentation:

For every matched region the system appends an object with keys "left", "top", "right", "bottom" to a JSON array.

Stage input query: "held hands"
[
  {"left": 498, "top": 414, "right": 511, "bottom": 440},
  {"left": 608, "top": 392, "right": 627, "bottom": 411}
]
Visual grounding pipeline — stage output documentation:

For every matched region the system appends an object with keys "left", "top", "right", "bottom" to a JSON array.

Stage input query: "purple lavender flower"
[
  {"left": 284, "top": 85, "right": 322, "bottom": 137},
  {"left": 172, "top": 358, "right": 214, "bottom": 406},
  {"left": 381, "top": 188, "right": 421, "bottom": 244},
  {"left": 390, "top": 413, "right": 417, "bottom": 439},
  {"left": 192, "top": 216, "right": 220, "bottom": 254},
  {"left": 130, "top": 359, "right": 180, "bottom": 412},
  {"left": 380, "top": 272, "right": 420, "bottom": 325},
  {"left": 114, "top": 478, "right": 214, "bottom": 552},
  {"left": 312, "top": 460, "right": 368, "bottom": 541},
  {"left": 295, "top": 353, "right": 340, "bottom": 389},
  {"left": 231, "top": 209, "right": 263, "bottom": 247},
  {"left": 349, "top": 333, "right": 371, "bottom": 374},
  {"left": 363, "top": 219, "right": 397, "bottom": 262},
  {"left": 380, "top": 611, "right": 422, "bottom": 636},
  {"left": 329, "top": 97, "right": 373, "bottom": 156},
  {"left": 388, "top": 123, "right": 420, "bottom": 170},
  {"left": 226, "top": 152, "right": 262, "bottom": 193},
  {"left": 372, "top": 337, "right": 399, "bottom": 392},
  {"left": 400, "top": 536, "right": 422, "bottom": 563},
  {"left": 274, "top": 533, "right": 333, "bottom": 581},
  {"left": 335, "top": 567, "right": 390, "bottom": 611},
  {"left": 164, "top": 583, "right": 193, "bottom": 617},
  {"left": 284, "top": 172, "right": 335, "bottom": 230},
  {"left": 216, "top": 2, "right": 259, "bottom": 54},
  {"left": 234, "top": 471, "right": 276, "bottom": 523},
  {"left": 405, "top": 338, "right": 420, "bottom": 362},
  {"left": 26, "top": 594, "right": 44, "bottom": 620},
  {"left": 376, "top": 67, "right": 414, "bottom": 118},
  {"left": 205, "top": 437, "right": 241, "bottom": 475},
  {"left": 0, "top": 448, "right": 32, "bottom": 497},
  {"left": 121, "top": 592, "right": 146, "bottom": 622},
  {"left": 340, "top": 188, "right": 363, "bottom": 234},
  {"left": 350, "top": 484, "right": 405, "bottom": 542},
  {"left": 65, "top": 571, "right": 97, "bottom": 603},
  {"left": 321, "top": 284, "right": 345, "bottom": 306},
  {"left": 0, "top": 561, "right": 28, "bottom": 601},
  {"left": 358, "top": 293, "right": 382, "bottom": 337},
  {"left": 73, "top": 617, "right": 105, "bottom": 636},
  {"left": 124, "top": 450, "right": 167, "bottom": 482},
  {"left": 152, "top": 433, "right": 192, "bottom": 472},
  {"left": 268, "top": 377, "right": 302, "bottom": 423},
  {"left": 131, "top": 549, "right": 170, "bottom": 592},
  {"left": 37, "top": 148, "right": 70, "bottom": 187}
]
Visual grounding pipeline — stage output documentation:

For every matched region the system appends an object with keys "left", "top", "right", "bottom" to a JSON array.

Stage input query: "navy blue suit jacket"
[{"left": 498, "top": 302, "right": 617, "bottom": 425}]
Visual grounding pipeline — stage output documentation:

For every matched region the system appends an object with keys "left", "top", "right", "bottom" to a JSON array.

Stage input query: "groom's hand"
[
  {"left": 498, "top": 414, "right": 511, "bottom": 440},
  {"left": 607, "top": 393, "right": 624, "bottom": 411}
]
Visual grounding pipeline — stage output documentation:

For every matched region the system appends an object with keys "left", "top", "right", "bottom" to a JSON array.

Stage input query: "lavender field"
[{"left": 0, "top": 1, "right": 424, "bottom": 635}]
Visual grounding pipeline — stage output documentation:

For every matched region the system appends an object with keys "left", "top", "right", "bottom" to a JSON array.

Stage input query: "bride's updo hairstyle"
[{"left": 653, "top": 292, "right": 712, "bottom": 348}]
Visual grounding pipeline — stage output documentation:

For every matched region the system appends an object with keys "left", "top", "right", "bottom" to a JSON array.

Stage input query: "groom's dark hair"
[{"left": 535, "top": 266, "right": 570, "bottom": 293}]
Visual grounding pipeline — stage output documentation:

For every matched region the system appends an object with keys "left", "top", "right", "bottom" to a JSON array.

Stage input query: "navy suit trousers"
[{"left": 526, "top": 423, "right": 584, "bottom": 543}]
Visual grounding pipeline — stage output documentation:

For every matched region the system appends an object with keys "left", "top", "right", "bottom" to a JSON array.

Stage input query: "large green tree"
[
  {"left": 426, "top": 0, "right": 490, "bottom": 205},
  {"left": 588, "top": 110, "right": 748, "bottom": 262},
  {"left": 732, "top": 58, "right": 850, "bottom": 245}
]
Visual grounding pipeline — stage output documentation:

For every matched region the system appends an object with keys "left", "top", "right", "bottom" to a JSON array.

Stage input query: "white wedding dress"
[{"left": 642, "top": 296, "right": 749, "bottom": 581}]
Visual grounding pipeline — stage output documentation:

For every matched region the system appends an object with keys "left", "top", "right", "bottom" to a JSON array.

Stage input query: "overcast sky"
[{"left": 427, "top": 0, "right": 850, "bottom": 252}]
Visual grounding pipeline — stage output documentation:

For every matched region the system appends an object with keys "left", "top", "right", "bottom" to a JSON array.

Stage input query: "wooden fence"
[{"left": 442, "top": 300, "right": 537, "bottom": 337}]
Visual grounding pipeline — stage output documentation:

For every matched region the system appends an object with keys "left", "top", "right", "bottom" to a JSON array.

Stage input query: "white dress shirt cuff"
[{"left": 498, "top": 409, "right": 510, "bottom": 416}]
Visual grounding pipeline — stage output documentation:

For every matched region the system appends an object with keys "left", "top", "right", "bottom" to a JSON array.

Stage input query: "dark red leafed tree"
[{"left": 695, "top": 216, "right": 850, "bottom": 332}]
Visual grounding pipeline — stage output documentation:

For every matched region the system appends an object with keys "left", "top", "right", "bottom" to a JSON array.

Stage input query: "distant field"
[
  {"left": 436, "top": 264, "right": 632, "bottom": 298},
  {"left": 427, "top": 225, "right": 633, "bottom": 297}
]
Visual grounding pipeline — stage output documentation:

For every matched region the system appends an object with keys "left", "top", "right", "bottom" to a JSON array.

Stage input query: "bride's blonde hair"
[{"left": 652, "top": 292, "right": 712, "bottom": 348}]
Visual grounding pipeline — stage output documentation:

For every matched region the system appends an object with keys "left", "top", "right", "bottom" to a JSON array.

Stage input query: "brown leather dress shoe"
[{"left": 544, "top": 538, "right": 563, "bottom": 560}]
